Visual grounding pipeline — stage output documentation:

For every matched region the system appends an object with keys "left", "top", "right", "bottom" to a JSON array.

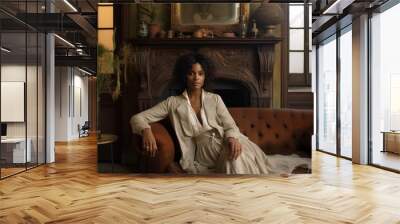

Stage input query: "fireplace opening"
[
  {"left": 209, "top": 79, "right": 251, "bottom": 107},
  {"left": 158, "top": 79, "right": 251, "bottom": 107}
]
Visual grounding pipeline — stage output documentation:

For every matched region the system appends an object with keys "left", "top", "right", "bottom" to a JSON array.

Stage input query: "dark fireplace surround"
[{"left": 131, "top": 38, "right": 281, "bottom": 110}]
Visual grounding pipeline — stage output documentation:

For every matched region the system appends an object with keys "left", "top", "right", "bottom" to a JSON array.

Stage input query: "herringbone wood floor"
[{"left": 1, "top": 136, "right": 400, "bottom": 224}]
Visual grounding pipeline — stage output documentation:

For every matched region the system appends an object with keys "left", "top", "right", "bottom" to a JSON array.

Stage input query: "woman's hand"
[
  {"left": 142, "top": 128, "right": 158, "bottom": 157},
  {"left": 227, "top": 137, "right": 242, "bottom": 160}
]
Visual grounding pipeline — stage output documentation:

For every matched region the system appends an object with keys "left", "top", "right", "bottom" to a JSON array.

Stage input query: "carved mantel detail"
[{"left": 130, "top": 38, "right": 281, "bottom": 111}]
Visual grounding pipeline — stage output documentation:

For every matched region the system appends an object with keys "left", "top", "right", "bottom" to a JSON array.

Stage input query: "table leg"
[
  {"left": 110, "top": 143, "right": 114, "bottom": 173},
  {"left": 382, "top": 133, "right": 386, "bottom": 152}
]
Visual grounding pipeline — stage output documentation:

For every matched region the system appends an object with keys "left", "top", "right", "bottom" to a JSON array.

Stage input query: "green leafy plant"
[
  {"left": 97, "top": 42, "right": 136, "bottom": 136},
  {"left": 97, "top": 44, "right": 111, "bottom": 97},
  {"left": 97, "top": 43, "right": 137, "bottom": 101},
  {"left": 138, "top": 4, "right": 158, "bottom": 24}
]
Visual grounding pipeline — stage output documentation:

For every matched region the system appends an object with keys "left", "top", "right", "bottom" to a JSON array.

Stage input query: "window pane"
[
  {"left": 98, "top": 30, "right": 114, "bottom": 51},
  {"left": 318, "top": 37, "right": 337, "bottom": 154},
  {"left": 290, "top": 5, "right": 304, "bottom": 28},
  {"left": 340, "top": 29, "right": 352, "bottom": 158},
  {"left": 290, "top": 29, "right": 304, "bottom": 50},
  {"left": 309, "top": 4, "right": 312, "bottom": 27},
  {"left": 390, "top": 74, "right": 400, "bottom": 128},
  {"left": 289, "top": 52, "right": 304, "bottom": 73},
  {"left": 98, "top": 6, "right": 114, "bottom": 29}
]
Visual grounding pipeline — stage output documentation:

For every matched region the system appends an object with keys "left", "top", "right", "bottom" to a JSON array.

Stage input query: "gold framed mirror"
[{"left": 171, "top": 3, "right": 250, "bottom": 33}]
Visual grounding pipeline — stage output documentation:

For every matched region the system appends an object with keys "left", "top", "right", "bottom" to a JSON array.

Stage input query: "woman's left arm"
[
  {"left": 216, "top": 95, "right": 242, "bottom": 160},
  {"left": 215, "top": 95, "right": 240, "bottom": 140}
]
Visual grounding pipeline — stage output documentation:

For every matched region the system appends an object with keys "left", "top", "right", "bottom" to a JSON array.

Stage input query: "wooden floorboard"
[{"left": 0, "top": 136, "right": 400, "bottom": 223}]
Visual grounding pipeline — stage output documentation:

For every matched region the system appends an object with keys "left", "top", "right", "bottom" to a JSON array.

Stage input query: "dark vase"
[{"left": 254, "top": 3, "right": 283, "bottom": 37}]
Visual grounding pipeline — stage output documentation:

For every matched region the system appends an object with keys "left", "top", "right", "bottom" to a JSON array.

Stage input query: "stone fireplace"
[{"left": 130, "top": 38, "right": 281, "bottom": 111}]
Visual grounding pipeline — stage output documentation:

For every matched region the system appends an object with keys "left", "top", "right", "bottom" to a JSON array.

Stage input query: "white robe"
[{"left": 182, "top": 90, "right": 311, "bottom": 175}]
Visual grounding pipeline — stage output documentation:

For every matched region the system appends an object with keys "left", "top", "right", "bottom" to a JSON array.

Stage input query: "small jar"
[
  {"left": 239, "top": 15, "right": 247, "bottom": 38},
  {"left": 138, "top": 21, "right": 148, "bottom": 38},
  {"left": 251, "top": 20, "right": 259, "bottom": 38},
  {"left": 167, "top": 30, "right": 174, "bottom": 38}
]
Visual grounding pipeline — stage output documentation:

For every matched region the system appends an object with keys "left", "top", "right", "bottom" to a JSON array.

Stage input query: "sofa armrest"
[
  {"left": 147, "top": 123, "right": 176, "bottom": 173},
  {"left": 134, "top": 123, "right": 175, "bottom": 173}
]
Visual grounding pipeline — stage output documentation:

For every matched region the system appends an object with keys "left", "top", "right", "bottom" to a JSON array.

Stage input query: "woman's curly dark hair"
[{"left": 173, "top": 53, "right": 214, "bottom": 92}]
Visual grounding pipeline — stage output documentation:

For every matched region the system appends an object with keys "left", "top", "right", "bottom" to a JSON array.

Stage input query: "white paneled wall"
[{"left": 55, "top": 67, "right": 89, "bottom": 141}]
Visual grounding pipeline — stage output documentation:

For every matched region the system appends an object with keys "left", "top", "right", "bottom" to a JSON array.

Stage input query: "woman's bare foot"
[{"left": 280, "top": 173, "right": 290, "bottom": 178}]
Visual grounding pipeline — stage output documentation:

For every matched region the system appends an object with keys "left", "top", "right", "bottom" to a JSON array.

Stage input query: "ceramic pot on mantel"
[
  {"left": 254, "top": 3, "right": 283, "bottom": 38},
  {"left": 138, "top": 21, "right": 148, "bottom": 38},
  {"left": 148, "top": 23, "right": 161, "bottom": 38}
]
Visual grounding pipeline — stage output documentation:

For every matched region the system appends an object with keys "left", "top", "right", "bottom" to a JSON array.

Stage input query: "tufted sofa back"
[{"left": 228, "top": 108, "right": 313, "bottom": 157}]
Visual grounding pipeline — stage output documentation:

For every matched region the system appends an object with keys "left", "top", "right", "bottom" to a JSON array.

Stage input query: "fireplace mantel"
[
  {"left": 130, "top": 37, "right": 282, "bottom": 46},
  {"left": 129, "top": 37, "right": 281, "bottom": 111}
]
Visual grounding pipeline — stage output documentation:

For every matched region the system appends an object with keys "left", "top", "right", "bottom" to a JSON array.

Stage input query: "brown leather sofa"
[{"left": 134, "top": 108, "right": 313, "bottom": 174}]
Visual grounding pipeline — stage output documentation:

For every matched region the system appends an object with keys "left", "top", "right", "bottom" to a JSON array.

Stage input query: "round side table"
[{"left": 97, "top": 134, "right": 118, "bottom": 172}]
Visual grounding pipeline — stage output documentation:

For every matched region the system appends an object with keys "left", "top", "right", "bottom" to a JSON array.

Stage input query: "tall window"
[
  {"left": 317, "top": 35, "right": 337, "bottom": 154},
  {"left": 371, "top": 3, "right": 400, "bottom": 171},
  {"left": 316, "top": 23, "right": 353, "bottom": 159}
]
